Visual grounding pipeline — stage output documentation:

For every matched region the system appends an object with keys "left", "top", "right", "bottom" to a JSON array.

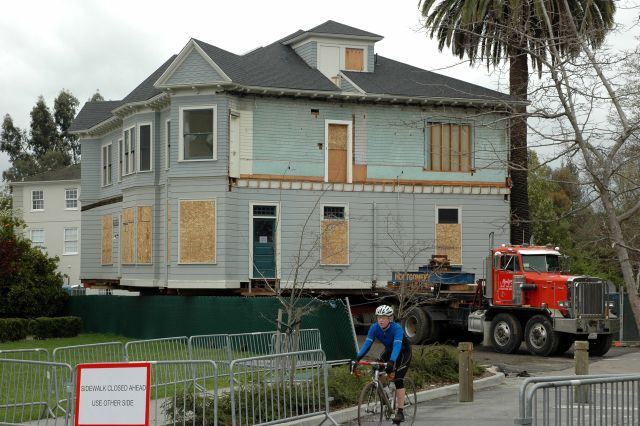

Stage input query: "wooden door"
[{"left": 327, "top": 124, "right": 348, "bottom": 183}]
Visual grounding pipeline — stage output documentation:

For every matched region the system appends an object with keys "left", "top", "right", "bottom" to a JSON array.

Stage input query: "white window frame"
[
  {"left": 30, "top": 228, "right": 45, "bottom": 247},
  {"left": 31, "top": 190, "right": 44, "bottom": 211},
  {"left": 65, "top": 188, "right": 79, "bottom": 210},
  {"left": 137, "top": 122, "right": 153, "bottom": 172},
  {"left": 320, "top": 203, "right": 350, "bottom": 266},
  {"left": 101, "top": 142, "right": 112, "bottom": 187},
  {"left": 178, "top": 105, "right": 217, "bottom": 162},
  {"left": 123, "top": 125, "right": 136, "bottom": 176},
  {"left": 324, "top": 119, "right": 353, "bottom": 183},
  {"left": 63, "top": 227, "right": 79, "bottom": 255},
  {"left": 248, "top": 202, "right": 281, "bottom": 279},
  {"left": 118, "top": 138, "right": 123, "bottom": 181},
  {"left": 165, "top": 119, "right": 171, "bottom": 170}
]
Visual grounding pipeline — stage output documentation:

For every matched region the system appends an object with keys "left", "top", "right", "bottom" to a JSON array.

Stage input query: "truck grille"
[{"left": 573, "top": 278, "right": 605, "bottom": 317}]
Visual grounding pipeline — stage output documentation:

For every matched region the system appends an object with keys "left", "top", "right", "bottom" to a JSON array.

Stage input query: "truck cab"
[{"left": 479, "top": 244, "right": 619, "bottom": 356}]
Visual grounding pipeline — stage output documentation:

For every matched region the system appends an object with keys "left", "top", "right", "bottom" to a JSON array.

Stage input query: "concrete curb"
[{"left": 279, "top": 372, "right": 507, "bottom": 425}]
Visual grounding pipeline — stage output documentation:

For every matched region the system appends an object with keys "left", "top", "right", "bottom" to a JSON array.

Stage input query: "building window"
[
  {"left": 30, "top": 229, "right": 45, "bottom": 248},
  {"left": 345, "top": 48, "right": 364, "bottom": 71},
  {"left": 31, "top": 190, "right": 44, "bottom": 211},
  {"left": 102, "top": 143, "right": 112, "bottom": 186},
  {"left": 427, "top": 123, "right": 472, "bottom": 172},
  {"left": 123, "top": 126, "right": 136, "bottom": 175},
  {"left": 138, "top": 123, "right": 152, "bottom": 172},
  {"left": 165, "top": 120, "right": 171, "bottom": 170},
  {"left": 180, "top": 106, "right": 217, "bottom": 161},
  {"left": 64, "top": 227, "right": 79, "bottom": 254},
  {"left": 118, "top": 139, "right": 123, "bottom": 181},
  {"left": 320, "top": 205, "right": 349, "bottom": 265},
  {"left": 438, "top": 208, "right": 458, "bottom": 224},
  {"left": 65, "top": 188, "right": 78, "bottom": 209}
]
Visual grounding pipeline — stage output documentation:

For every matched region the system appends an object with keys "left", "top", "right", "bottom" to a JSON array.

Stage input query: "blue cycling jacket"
[{"left": 356, "top": 322, "right": 407, "bottom": 362}]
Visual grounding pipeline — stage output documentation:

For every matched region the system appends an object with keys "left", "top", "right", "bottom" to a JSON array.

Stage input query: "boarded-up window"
[
  {"left": 121, "top": 208, "right": 135, "bottom": 264},
  {"left": 345, "top": 48, "right": 364, "bottom": 71},
  {"left": 436, "top": 208, "right": 461, "bottom": 264},
  {"left": 179, "top": 200, "right": 216, "bottom": 263},
  {"left": 429, "top": 123, "right": 472, "bottom": 172},
  {"left": 101, "top": 215, "right": 113, "bottom": 265},
  {"left": 321, "top": 206, "right": 349, "bottom": 265},
  {"left": 327, "top": 124, "right": 348, "bottom": 183},
  {"left": 137, "top": 206, "right": 152, "bottom": 264}
]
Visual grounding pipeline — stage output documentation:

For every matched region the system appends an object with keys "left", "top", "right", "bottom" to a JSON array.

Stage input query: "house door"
[
  {"left": 327, "top": 124, "right": 348, "bottom": 183},
  {"left": 229, "top": 113, "right": 240, "bottom": 178},
  {"left": 252, "top": 205, "right": 277, "bottom": 279}
]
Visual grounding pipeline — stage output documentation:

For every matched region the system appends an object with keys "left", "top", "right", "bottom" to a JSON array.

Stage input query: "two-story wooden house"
[{"left": 70, "top": 21, "right": 519, "bottom": 294}]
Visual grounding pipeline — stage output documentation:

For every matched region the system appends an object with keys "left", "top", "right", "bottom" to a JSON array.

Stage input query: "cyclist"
[{"left": 353, "top": 304, "right": 412, "bottom": 423}]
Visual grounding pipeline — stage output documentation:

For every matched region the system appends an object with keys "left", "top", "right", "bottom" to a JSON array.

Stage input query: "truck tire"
[
  {"left": 525, "top": 315, "right": 559, "bottom": 356},
  {"left": 490, "top": 313, "right": 522, "bottom": 354},
  {"left": 588, "top": 334, "right": 613, "bottom": 357},
  {"left": 401, "top": 307, "right": 441, "bottom": 345}
]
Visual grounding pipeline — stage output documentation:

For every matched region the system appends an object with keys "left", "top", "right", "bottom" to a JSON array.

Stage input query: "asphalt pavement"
[{"left": 411, "top": 347, "right": 640, "bottom": 425}]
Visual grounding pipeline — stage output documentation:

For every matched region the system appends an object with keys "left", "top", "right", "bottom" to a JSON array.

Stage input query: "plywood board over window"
[
  {"left": 101, "top": 215, "right": 112, "bottom": 265},
  {"left": 436, "top": 208, "right": 462, "bottom": 264},
  {"left": 321, "top": 213, "right": 349, "bottom": 265},
  {"left": 328, "top": 124, "right": 348, "bottom": 183},
  {"left": 137, "top": 206, "right": 152, "bottom": 264},
  {"left": 345, "top": 48, "right": 364, "bottom": 71},
  {"left": 179, "top": 200, "right": 216, "bottom": 264},
  {"left": 429, "top": 123, "right": 472, "bottom": 172},
  {"left": 121, "top": 208, "right": 135, "bottom": 264}
]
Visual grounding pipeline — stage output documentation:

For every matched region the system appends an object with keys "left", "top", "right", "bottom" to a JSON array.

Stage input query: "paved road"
[{"left": 412, "top": 347, "right": 640, "bottom": 425}]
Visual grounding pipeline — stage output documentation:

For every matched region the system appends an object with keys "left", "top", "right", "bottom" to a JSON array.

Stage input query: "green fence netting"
[{"left": 68, "top": 296, "right": 356, "bottom": 361}]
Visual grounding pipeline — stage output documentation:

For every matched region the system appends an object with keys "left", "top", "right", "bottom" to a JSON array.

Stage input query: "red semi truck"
[{"left": 392, "top": 238, "right": 619, "bottom": 356}]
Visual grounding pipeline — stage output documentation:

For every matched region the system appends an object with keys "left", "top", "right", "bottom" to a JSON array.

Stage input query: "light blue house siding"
[
  {"left": 247, "top": 97, "right": 508, "bottom": 182},
  {"left": 166, "top": 49, "right": 226, "bottom": 85},
  {"left": 293, "top": 42, "right": 317, "bottom": 68}
]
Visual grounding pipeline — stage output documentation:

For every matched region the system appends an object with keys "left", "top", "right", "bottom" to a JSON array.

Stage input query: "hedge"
[
  {"left": 30, "top": 316, "right": 82, "bottom": 339},
  {"left": 0, "top": 318, "right": 30, "bottom": 342}
]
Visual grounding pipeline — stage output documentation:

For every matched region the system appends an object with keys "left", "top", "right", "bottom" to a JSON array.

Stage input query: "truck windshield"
[{"left": 521, "top": 255, "right": 562, "bottom": 272}]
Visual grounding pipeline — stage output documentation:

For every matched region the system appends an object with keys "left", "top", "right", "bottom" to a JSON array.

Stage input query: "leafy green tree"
[
  {"left": 89, "top": 90, "right": 104, "bottom": 102},
  {"left": 0, "top": 114, "right": 27, "bottom": 161},
  {"left": 54, "top": 89, "right": 80, "bottom": 163},
  {"left": 29, "top": 96, "right": 61, "bottom": 159},
  {"left": 0, "top": 214, "right": 68, "bottom": 318},
  {"left": 420, "top": 0, "right": 616, "bottom": 244}
]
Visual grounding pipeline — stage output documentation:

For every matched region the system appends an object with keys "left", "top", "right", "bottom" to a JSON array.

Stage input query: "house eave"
[{"left": 282, "top": 32, "right": 383, "bottom": 46}]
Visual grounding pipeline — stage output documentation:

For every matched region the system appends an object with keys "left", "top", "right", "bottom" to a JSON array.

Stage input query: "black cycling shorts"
[{"left": 378, "top": 347, "right": 412, "bottom": 389}]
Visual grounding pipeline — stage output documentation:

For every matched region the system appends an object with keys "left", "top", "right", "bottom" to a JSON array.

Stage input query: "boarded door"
[
  {"left": 327, "top": 124, "right": 348, "bottom": 183},
  {"left": 435, "top": 208, "right": 462, "bottom": 264}
]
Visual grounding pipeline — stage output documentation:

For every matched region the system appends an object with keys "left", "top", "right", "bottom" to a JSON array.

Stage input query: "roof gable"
[
  {"left": 18, "top": 164, "right": 81, "bottom": 183},
  {"left": 155, "top": 40, "right": 231, "bottom": 88}
]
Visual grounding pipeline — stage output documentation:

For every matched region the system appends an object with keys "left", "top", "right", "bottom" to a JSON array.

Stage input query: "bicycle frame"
[{"left": 352, "top": 361, "right": 396, "bottom": 417}]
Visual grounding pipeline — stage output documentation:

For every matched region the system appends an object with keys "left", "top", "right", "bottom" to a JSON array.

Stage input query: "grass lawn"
[{"left": 0, "top": 333, "right": 131, "bottom": 352}]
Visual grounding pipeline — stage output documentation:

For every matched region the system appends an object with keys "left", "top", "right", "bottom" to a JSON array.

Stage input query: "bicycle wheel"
[
  {"left": 357, "top": 382, "right": 385, "bottom": 425},
  {"left": 391, "top": 377, "right": 417, "bottom": 425}
]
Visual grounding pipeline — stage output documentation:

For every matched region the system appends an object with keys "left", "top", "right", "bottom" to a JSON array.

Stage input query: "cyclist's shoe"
[{"left": 392, "top": 409, "right": 405, "bottom": 423}]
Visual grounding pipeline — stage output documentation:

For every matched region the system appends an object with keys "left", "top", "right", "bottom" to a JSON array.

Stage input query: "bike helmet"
[{"left": 375, "top": 305, "right": 394, "bottom": 317}]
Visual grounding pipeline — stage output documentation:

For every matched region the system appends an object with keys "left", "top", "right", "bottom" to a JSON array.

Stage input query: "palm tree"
[{"left": 420, "top": 0, "right": 615, "bottom": 244}]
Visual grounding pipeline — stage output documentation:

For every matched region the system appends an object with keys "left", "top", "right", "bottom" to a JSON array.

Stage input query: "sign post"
[{"left": 75, "top": 363, "right": 151, "bottom": 426}]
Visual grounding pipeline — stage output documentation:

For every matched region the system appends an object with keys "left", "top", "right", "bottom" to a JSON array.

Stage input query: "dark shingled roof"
[
  {"left": 342, "top": 56, "right": 516, "bottom": 102},
  {"left": 122, "top": 55, "right": 177, "bottom": 103},
  {"left": 69, "top": 100, "right": 122, "bottom": 132},
  {"left": 20, "top": 164, "right": 81, "bottom": 182},
  {"left": 306, "top": 20, "right": 382, "bottom": 39}
]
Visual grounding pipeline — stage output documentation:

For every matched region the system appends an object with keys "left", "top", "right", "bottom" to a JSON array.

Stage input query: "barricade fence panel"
[
  {"left": 516, "top": 374, "right": 640, "bottom": 425},
  {"left": 0, "top": 348, "right": 49, "bottom": 362},
  {"left": 125, "top": 336, "right": 190, "bottom": 362},
  {"left": 0, "top": 359, "right": 72, "bottom": 426},
  {"left": 229, "top": 349, "right": 337, "bottom": 426}
]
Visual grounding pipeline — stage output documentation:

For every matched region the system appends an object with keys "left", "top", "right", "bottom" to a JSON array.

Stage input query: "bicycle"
[{"left": 351, "top": 360, "right": 417, "bottom": 425}]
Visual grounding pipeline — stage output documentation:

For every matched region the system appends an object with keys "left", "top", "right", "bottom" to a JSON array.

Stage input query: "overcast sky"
[{"left": 1, "top": 0, "right": 638, "bottom": 179}]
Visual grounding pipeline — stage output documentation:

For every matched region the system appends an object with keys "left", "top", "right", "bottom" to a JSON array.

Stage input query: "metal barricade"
[
  {"left": 227, "top": 331, "right": 277, "bottom": 359},
  {"left": 52, "top": 342, "right": 126, "bottom": 414},
  {"left": 515, "top": 373, "right": 640, "bottom": 425},
  {"left": 0, "top": 348, "right": 49, "bottom": 362},
  {"left": 125, "top": 337, "right": 191, "bottom": 388},
  {"left": 0, "top": 359, "right": 72, "bottom": 425},
  {"left": 189, "top": 333, "right": 232, "bottom": 377},
  {"left": 229, "top": 349, "right": 337, "bottom": 426}
]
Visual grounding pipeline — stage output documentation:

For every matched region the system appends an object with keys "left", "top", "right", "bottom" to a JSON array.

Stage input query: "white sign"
[{"left": 75, "top": 363, "right": 150, "bottom": 426}]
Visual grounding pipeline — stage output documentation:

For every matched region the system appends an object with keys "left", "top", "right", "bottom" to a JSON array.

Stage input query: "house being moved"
[{"left": 70, "top": 20, "right": 518, "bottom": 294}]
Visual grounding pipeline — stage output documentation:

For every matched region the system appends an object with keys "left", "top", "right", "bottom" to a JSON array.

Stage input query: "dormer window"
[{"left": 345, "top": 48, "right": 364, "bottom": 71}]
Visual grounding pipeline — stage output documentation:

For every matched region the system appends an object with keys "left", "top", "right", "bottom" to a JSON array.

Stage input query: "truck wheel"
[
  {"left": 554, "top": 333, "right": 575, "bottom": 355},
  {"left": 525, "top": 315, "right": 559, "bottom": 356},
  {"left": 402, "top": 307, "right": 429, "bottom": 344},
  {"left": 588, "top": 334, "right": 613, "bottom": 357},
  {"left": 490, "top": 313, "right": 522, "bottom": 354}
]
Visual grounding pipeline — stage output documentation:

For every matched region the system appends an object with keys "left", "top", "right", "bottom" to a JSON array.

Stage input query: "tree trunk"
[
  {"left": 601, "top": 191, "right": 640, "bottom": 332},
  {"left": 509, "top": 52, "right": 530, "bottom": 245}
]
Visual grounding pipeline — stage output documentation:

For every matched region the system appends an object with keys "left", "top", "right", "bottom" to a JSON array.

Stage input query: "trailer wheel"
[
  {"left": 402, "top": 307, "right": 429, "bottom": 344},
  {"left": 490, "top": 313, "right": 522, "bottom": 353},
  {"left": 525, "top": 315, "right": 559, "bottom": 356},
  {"left": 554, "top": 333, "right": 575, "bottom": 355},
  {"left": 588, "top": 334, "right": 613, "bottom": 357}
]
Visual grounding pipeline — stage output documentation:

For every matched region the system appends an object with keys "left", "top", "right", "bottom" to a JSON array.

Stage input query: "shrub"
[
  {"left": 30, "top": 316, "right": 82, "bottom": 339},
  {"left": 0, "top": 318, "right": 30, "bottom": 342},
  {"left": 327, "top": 364, "right": 370, "bottom": 407},
  {"left": 409, "top": 344, "right": 484, "bottom": 388}
]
